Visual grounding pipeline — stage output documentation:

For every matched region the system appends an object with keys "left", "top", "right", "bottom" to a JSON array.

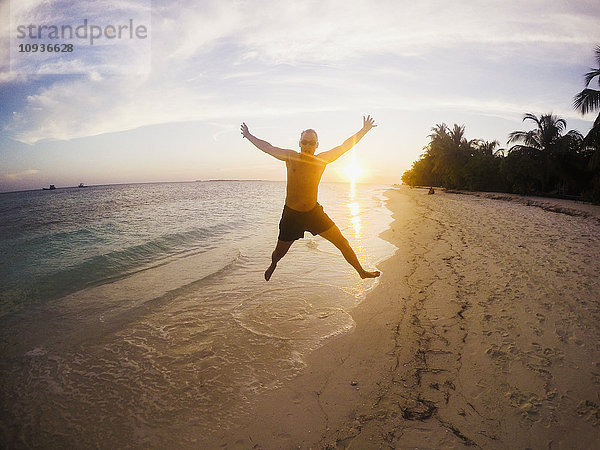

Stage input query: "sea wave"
[
  {"left": 0, "top": 223, "right": 239, "bottom": 316},
  {"left": 0, "top": 246, "right": 245, "bottom": 351}
]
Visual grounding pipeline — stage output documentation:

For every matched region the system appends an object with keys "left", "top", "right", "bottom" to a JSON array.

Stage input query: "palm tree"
[
  {"left": 476, "top": 139, "right": 503, "bottom": 157},
  {"left": 573, "top": 45, "right": 600, "bottom": 170},
  {"left": 427, "top": 123, "right": 475, "bottom": 155},
  {"left": 424, "top": 123, "right": 476, "bottom": 188},
  {"left": 508, "top": 113, "right": 582, "bottom": 154},
  {"left": 507, "top": 113, "right": 583, "bottom": 193},
  {"left": 573, "top": 45, "right": 600, "bottom": 145},
  {"left": 449, "top": 124, "right": 467, "bottom": 150}
]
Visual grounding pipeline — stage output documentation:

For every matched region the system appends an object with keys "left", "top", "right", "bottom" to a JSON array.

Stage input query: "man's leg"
[
  {"left": 319, "top": 225, "right": 380, "bottom": 279},
  {"left": 265, "top": 239, "right": 294, "bottom": 281}
]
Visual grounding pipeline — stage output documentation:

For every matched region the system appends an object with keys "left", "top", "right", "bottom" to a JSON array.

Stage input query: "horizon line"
[{"left": 0, "top": 178, "right": 391, "bottom": 195}]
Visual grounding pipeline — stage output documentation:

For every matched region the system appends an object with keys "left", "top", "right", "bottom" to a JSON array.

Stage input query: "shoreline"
[
  {"left": 211, "top": 185, "right": 600, "bottom": 448},
  {"left": 443, "top": 189, "right": 600, "bottom": 222}
]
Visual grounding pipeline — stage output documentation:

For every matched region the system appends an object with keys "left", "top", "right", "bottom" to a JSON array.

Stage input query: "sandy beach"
[{"left": 211, "top": 186, "right": 600, "bottom": 449}]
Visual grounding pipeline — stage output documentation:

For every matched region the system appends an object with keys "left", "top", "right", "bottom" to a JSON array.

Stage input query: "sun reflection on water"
[
  {"left": 343, "top": 149, "right": 364, "bottom": 186},
  {"left": 347, "top": 183, "right": 364, "bottom": 253}
]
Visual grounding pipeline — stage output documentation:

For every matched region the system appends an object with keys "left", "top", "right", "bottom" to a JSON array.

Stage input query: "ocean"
[{"left": 0, "top": 180, "right": 395, "bottom": 447}]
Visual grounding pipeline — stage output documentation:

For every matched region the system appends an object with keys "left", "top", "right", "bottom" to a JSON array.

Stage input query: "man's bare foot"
[
  {"left": 265, "top": 264, "right": 276, "bottom": 281},
  {"left": 360, "top": 270, "right": 380, "bottom": 279}
]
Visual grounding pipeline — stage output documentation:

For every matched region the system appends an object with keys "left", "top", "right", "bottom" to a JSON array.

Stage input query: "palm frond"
[
  {"left": 573, "top": 88, "right": 600, "bottom": 115},
  {"left": 557, "top": 130, "right": 584, "bottom": 154},
  {"left": 548, "top": 116, "right": 567, "bottom": 134},
  {"left": 523, "top": 132, "right": 542, "bottom": 149},
  {"left": 508, "top": 130, "right": 541, "bottom": 150},
  {"left": 508, "top": 144, "right": 538, "bottom": 155},
  {"left": 522, "top": 113, "right": 540, "bottom": 127},
  {"left": 584, "top": 69, "right": 600, "bottom": 87},
  {"left": 565, "top": 129, "right": 583, "bottom": 140},
  {"left": 507, "top": 130, "right": 527, "bottom": 145},
  {"left": 493, "top": 147, "right": 506, "bottom": 158},
  {"left": 428, "top": 123, "right": 449, "bottom": 140},
  {"left": 476, "top": 139, "right": 500, "bottom": 156},
  {"left": 450, "top": 124, "right": 466, "bottom": 143},
  {"left": 595, "top": 44, "right": 600, "bottom": 68}
]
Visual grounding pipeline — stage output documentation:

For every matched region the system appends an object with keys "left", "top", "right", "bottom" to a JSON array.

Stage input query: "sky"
[{"left": 1, "top": 0, "right": 600, "bottom": 192}]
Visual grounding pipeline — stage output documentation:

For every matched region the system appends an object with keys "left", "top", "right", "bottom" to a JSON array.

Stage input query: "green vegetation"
[{"left": 402, "top": 46, "right": 600, "bottom": 203}]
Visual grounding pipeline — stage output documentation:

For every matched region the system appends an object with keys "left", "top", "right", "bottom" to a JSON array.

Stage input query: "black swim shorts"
[{"left": 278, "top": 202, "right": 335, "bottom": 241}]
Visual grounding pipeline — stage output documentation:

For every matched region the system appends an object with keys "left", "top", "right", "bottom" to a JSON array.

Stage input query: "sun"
[{"left": 343, "top": 163, "right": 363, "bottom": 184}]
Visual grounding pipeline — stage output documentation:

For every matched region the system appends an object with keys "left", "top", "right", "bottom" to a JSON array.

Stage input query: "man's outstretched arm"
[
  {"left": 241, "top": 122, "right": 295, "bottom": 161},
  {"left": 317, "top": 115, "right": 377, "bottom": 164}
]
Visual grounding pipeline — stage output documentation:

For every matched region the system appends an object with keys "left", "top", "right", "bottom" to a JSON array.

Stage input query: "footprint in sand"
[
  {"left": 541, "top": 302, "right": 553, "bottom": 311},
  {"left": 485, "top": 344, "right": 508, "bottom": 362},
  {"left": 555, "top": 328, "right": 568, "bottom": 343},
  {"left": 576, "top": 400, "right": 600, "bottom": 426},
  {"left": 535, "top": 313, "right": 546, "bottom": 323},
  {"left": 505, "top": 389, "right": 542, "bottom": 420}
]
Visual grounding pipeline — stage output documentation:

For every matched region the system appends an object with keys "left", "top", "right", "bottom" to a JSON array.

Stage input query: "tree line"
[{"left": 402, "top": 46, "right": 600, "bottom": 204}]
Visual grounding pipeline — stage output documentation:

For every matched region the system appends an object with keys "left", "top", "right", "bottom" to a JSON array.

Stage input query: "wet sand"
[{"left": 212, "top": 186, "right": 600, "bottom": 448}]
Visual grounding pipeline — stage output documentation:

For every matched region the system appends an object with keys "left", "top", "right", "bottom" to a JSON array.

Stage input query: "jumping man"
[{"left": 240, "top": 116, "right": 381, "bottom": 281}]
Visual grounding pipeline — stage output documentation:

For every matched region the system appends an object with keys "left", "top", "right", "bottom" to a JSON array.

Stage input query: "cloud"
[
  {"left": 235, "top": 0, "right": 600, "bottom": 65},
  {"left": 6, "top": 0, "right": 151, "bottom": 76},
  {"left": 2, "top": 168, "right": 39, "bottom": 180},
  {"left": 3, "top": 0, "right": 600, "bottom": 143},
  {"left": 0, "top": 72, "right": 28, "bottom": 83},
  {"left": 0, "top": 1, "right": 10, "bottom": 78}
]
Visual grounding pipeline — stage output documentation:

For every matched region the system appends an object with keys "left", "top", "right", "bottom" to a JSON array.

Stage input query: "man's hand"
[
  {"left": 362, "top": 115, "right": 377, "bottom": 132},
  {"left": 240, "top": 122, "right": 251, "bottom": 139},
  {"left": 240, "top": 123, "right": 294, "bottom": 161},
  {"left": 316, "top": 115, "right": 376, "bottom": 164}
]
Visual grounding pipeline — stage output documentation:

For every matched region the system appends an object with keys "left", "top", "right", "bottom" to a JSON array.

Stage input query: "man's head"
[{"left": 299, "top": 129, "right": 319, "bottom": 154}]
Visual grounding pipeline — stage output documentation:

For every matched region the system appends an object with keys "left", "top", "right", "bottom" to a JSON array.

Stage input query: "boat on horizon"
[
  {"left": 42, "top": 185, "right": 56, "bottom": 190},
  {"left": 78, "top": 183, "right": 87, "bottom": 188}
]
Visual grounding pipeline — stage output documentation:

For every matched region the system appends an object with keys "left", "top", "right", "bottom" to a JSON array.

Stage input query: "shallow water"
[{"left": 0, "top": 181, "right": 395, "bottom": 447}]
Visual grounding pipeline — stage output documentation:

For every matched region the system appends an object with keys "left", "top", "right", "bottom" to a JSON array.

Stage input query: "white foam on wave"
[{"left": 0, "top": 246, "right": 244, "bottom": 355}]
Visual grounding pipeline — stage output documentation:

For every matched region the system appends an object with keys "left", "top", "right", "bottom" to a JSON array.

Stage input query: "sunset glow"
[
  {"left": 343, "top": 163, "right": 364, "bottom": 184},
  {"left": 0, "top": 1, "right": 598, "bottom": 192}
]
